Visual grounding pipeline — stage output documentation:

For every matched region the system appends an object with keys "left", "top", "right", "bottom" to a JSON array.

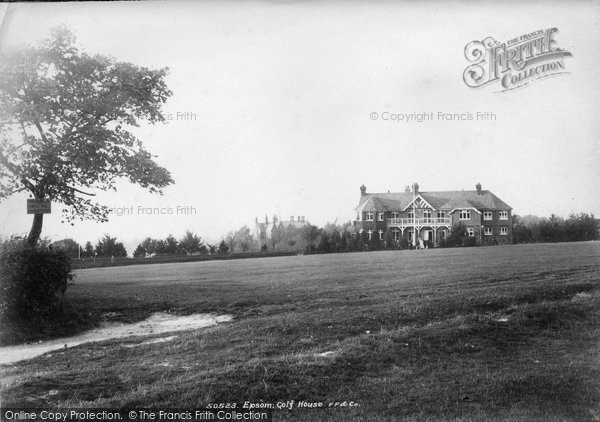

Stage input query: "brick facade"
[{"left": 354, "top": 183, "right": 513, "bottom": 246}]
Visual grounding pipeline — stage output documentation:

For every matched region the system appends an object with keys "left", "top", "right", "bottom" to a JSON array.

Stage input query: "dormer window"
[{"left": 366, "top": 211, "right": 374, "bottom": 221}]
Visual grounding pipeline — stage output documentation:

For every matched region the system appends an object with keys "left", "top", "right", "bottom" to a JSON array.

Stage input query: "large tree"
[
  {"left": 0, "top": 27, "right": 173, "bottom": 245},
  {"left": 95, "top": 234, "right": 127, "bottom": 257},
  {"left": 178, "top": 230, "right": 204, "bottom": 255},
  {"left": 231, "top": 225, "right": 253, "bottom": 252},
  {"left": 301, "top": 224, "right": 320, "bottom": 249},
  {"left": 50, "top": 237, "right": 80, "bottom": 258}
]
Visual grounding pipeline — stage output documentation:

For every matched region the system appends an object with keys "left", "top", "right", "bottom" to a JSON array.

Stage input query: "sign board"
[{"left": 27, "top": 199, "right": 51, "bottom": 214}]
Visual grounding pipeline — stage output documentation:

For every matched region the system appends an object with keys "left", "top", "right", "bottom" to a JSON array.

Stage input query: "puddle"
[{"left": 0, "top": 313, "right": 232, "bottom": 365}]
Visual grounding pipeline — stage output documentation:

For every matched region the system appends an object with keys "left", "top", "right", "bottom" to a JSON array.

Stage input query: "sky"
[{"left": 0, "top": 0, "right": 599, "bottom": 252}]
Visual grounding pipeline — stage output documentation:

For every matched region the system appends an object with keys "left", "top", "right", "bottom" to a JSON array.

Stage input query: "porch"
[{"left": 386, "top": 217, "right": 452, "bottom": 228}]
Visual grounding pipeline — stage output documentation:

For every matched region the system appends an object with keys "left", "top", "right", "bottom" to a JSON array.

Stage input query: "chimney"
[
  {"left": 405, "top": 186, "right": 411, "bottom": 193},
  {"left": 265, "top": 215, "right": 268, "bottom": 224},
  {"left": 413, "top": 183, "right": 419, "bottom": 194},
  {"left": 273, "top": 215, "right": 278, "bottom": 224},
  {"left": 255, "top": 217, "right": 258, "bottom": 223},
  {"left": 476, "top": 182, "right": 482, "bottom": 195},
  {"left": 290, "top": 216, "right": 294, "bottom": 222},
  {"left": 360, "top": 184, "right": 367, "bottom": 196}
]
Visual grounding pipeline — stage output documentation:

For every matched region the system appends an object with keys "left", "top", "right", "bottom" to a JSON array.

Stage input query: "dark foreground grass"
[{"left": 1, "top": 242, "right": 600, "bottom": 421}]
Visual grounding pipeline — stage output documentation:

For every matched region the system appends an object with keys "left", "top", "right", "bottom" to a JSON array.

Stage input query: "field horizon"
[{"left": 1, "top": 241, "right": 600, "bottom": 421}]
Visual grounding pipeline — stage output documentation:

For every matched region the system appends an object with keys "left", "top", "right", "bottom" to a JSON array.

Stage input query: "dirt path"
[{"left": 0, "top": 313, "right": 232, "bottom": 365}]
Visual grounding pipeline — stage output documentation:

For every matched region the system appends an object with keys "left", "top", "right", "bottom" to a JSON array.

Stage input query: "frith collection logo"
[{"left": 463, "top": 28, "right": 572, "bottom": 91}]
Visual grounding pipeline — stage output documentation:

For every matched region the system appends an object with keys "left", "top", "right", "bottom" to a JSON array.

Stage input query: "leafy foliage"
[
  {"left": 368, "top": 229, "right": 383, "bottom": 251},
  {"left": 0, "top": 27, "right": 173, "bottom": 243},
  {"left": 82, "top": 241, "right": 94, "bottom": 258},
  {"left": 94, "top": 234, "right": 127, "bottom": 257},
  {"left": 301, "top": 225, "right": 320, "bottom": 248},
  {"left": 178, "top": 230, "right": 205, "bottom": 255},
  {"left": 233, "top": 226, "right": 254, "bottom": 252},
  {"left": 316, "top": 229, "right": 331, "bottom": 253},
  {"left": 0, "top": 238, "right": 72, "bottom": 321},
  {"left": 218, "top": 240, "right": 229, "bottom": 254},
  {"left": 513, "top": 213, "right": 598, "bottom": 244},
  {"left": 447, "top": 222, "right": 468, "bottom": 247},
  {"left": 384, "top": 228, "right": 396, "bottom": 250},
  {"left": 50, "top": 238, "right": 80, "bottom": 258}
]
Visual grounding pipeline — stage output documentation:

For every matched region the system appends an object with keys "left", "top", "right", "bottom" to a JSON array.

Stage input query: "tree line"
[
  {"left": 132, "top": 231, "right": 233, "bottom": 257},
  {"left": 512, "top": 213, "right": 598, "bottom": 243},
  {"left": 49, "top": 212, "right": 598, "bottom": 260},
  {"left": 51, "top": 235, "right": 127, "bottom": 259}
]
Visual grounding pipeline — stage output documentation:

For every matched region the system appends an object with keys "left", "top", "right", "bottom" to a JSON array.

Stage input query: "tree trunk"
[{"left": 27, "top": 213, "right": 43, "bottom": 246}]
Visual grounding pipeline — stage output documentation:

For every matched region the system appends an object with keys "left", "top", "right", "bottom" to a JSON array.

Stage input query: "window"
[
  {"left": 500, "top": 226, "right": 508, "bottom": 235},
  {"left": 437, "top": 210, "right": 445, "bottom": 218},
  {"left": 499, "top": 211, "right": 508, "bottom": 220},
  {"left": 392, "top": 228, "right": 400, "bottom": 241},
  {"left": 484, "top": 227, "right": 493, "bottom": 235},
  {"left": 440, "top": 230, "right": 446, "bottom": 240},
  {"left": 379, "top": 230, "right": 384, "bottom": 240},
  {"left": 467, "top": 227, "right": 475, "bottom": 237},
  {"left": 391, "top": 211, "right": 400, "bottom": 219},
  {"left": 483, "top": 211, "right": 492, "bottom": 220},
  {"left": 377, "top": 212, "right": 384, "bottom": 221},
  {"left": 367, "top": 230, "right": 373, "bottom": 240},
  {"left": 423, "top": 210, "right": 432, "bottom": 222},
  {"left": 459, "top": 209, "right": 471, "bottom": 220},
  {"left": 407, "top": 210, "right": 414, "bottom": 221},
  {"left": 366, "top": 211, "right": 374, "bottom": 221}
]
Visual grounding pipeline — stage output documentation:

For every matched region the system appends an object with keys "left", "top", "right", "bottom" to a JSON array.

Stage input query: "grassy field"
[{"left": 1, "top": 242, "right": 600, "bottom": 421}]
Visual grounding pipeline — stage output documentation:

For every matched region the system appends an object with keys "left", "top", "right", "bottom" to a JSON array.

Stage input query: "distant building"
[
  {"left": 354, "top": 183, "right": 513, "bottom": 246},
  {"left": 255, "top": 215, "right": 308, "bottom": 249}
]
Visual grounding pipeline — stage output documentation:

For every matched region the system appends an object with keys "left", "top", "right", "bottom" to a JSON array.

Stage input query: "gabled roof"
[
  {"left": 402, "top": 194, "right": 435, "bottom": 211},
  {"left": 355, "top": 189, "right": 511, "bottom": 212}
]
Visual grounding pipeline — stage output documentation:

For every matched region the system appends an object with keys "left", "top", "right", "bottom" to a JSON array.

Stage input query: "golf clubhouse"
[{"left": 354, "top": 183, "right": 513, "bottom": 246}]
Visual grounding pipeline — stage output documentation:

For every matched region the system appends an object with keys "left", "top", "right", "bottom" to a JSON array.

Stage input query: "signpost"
[{"left": 26, "top": 199, "right": 51, "bottom": 214}]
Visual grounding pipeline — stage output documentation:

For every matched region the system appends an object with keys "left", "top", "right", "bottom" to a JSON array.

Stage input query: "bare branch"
[
  {"left": 32, "top": 119, "right": 49, "bottom": 144},
  {"left": 4, "top": 186, "right": 26, "bottom": 195},
  {"left": 20, "top": 178, "right": 36, "bottom": 193},
  {"left": 0, "top": 149, "right": 18, "bottom": 175},
  {"left": 67, "top": 185, "right": 96, "bottom": 196}
]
